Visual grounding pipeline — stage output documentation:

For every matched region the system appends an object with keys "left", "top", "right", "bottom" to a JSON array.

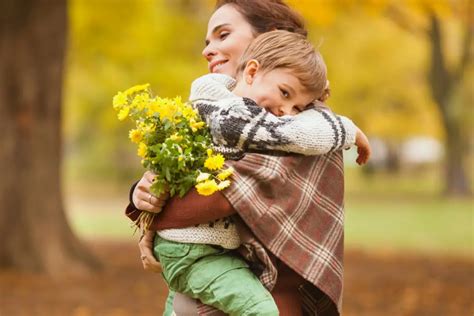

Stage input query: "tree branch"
[
  {"left": 385, "top": 5, "right": 427, "bottom": 36},
  {"left": 428, "top": 13, "right": 450, "bottom": 112},
  {"left": 453, "top": 16, "right": 473, "bottom": 85}
]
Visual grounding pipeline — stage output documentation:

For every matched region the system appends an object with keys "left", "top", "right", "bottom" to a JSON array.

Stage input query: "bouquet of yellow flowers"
[{"left": 113, "top": 84, "right": 233, "bottom": 230}]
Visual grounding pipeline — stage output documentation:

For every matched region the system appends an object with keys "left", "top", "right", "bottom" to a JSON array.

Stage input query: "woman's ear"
[{"left": 243, "top": 59, "right": 260, "bottom": 85}]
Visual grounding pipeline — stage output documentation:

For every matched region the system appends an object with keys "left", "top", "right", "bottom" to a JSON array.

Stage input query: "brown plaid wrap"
[
  {"left": 126, "top": 151, "right": 345, "bottom": 315},
  {"left": 222, "top": 152, "right": 345, "bottom": 316}
]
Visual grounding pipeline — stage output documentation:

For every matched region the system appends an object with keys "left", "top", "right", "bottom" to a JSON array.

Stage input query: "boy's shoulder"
[
  {"left": 192, "top": 73, "right": 236, "bottom": 89},
  {"left": 190, "top": 73, "right": 237, "bottom": 102}
]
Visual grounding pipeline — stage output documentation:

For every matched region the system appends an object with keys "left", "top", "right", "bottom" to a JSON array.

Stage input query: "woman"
[{"left": 127, "top": 1, "right": 367, "bottom": 315}]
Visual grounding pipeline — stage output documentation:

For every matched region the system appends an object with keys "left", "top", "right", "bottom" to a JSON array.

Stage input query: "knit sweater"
[
  {"left": 157, "top": 73, "right": 357, "bottom": 249},
  {"left": 190, "top": 73, "right": 357, "bottom": 159}
]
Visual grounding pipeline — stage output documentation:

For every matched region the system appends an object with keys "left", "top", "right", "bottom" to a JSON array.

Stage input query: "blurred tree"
[
  {"left": 293, "top": 0, "right": 473, "bottom": 196},
  {"left": 0, "top": 0, "right": 100, "bottom": 274},
  {"left": 384, "top": 1, "right": 472, "bottom": 196},
  {"left": 64, "top": 0, "right": 208, "bottom": 182}
]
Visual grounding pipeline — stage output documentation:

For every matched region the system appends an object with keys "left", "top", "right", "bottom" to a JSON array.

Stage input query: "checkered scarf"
[{"left": 222, "top": 152, "right": 345, "bottom": 316}]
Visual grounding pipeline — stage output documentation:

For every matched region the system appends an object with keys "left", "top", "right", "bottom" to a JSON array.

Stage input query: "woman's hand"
[
  {"left": 355, "top": 128, "right": 371, "bottom": 165},
  {"left": 132, "top": 171, "right": 169, "bottom": 213},
  {"left": 139, "top": 230, "right": 162, "bottom": 273}
]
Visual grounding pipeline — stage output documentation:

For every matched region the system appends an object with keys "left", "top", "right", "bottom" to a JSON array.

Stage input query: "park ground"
[
  {"left": 0, "top": 241, "right": 472, "bottom": 316},
  {"left": 1, "top": 166, "right": 473, "bottom": 315}
]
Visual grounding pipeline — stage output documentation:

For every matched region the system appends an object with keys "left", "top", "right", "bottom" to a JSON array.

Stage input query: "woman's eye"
[
  {"left": 219, "top": 32, "right": 230, "bottom": 40},
  {"left": 280, "top": 88, "right": 289, "bottom": 98}
]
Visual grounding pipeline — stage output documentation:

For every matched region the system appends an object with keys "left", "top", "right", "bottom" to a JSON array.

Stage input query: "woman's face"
[{"left": 203, "top": 4, "right": 256, "bottom": 77}]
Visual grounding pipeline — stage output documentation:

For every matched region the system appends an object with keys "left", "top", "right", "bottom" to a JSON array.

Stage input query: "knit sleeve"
[
  {"left": 189, "top": 73, "right": 357, "bottom": 155},
  {"left": 202, "top": 97, "right": 357, "bottom": 156}
]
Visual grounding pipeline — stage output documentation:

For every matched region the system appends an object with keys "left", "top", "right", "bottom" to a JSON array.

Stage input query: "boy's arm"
[
  {"left": 199, "top": 97, "right": 358, "bottom": 156},
  {"left": 190, "top": 73, "right": 366, "bottom": 158}
]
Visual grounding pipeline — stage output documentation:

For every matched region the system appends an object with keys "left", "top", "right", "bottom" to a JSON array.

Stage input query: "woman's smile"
[
  {"left": 209, "top": 59, "right": 229, "bottom": 73},
  {"left": 203, "top": 4, "right": 255, "bottom": 77}
]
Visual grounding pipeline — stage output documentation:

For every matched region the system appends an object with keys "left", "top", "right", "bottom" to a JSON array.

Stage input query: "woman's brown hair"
[{"left": 215, "top": 0, "right": 307, "bottom": 37}]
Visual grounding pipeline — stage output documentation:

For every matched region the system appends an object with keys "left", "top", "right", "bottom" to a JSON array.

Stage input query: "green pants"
[{"left": 154, "top": 236, "right": 278, "bottom": 316}]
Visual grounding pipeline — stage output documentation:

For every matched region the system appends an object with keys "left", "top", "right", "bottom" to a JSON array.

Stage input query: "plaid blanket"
[
  {"left": 126, "top": 150, "right": 345, "bottom": 315},
  {"left": 221, "top": 152, "right": 345, "bottom": 316}
]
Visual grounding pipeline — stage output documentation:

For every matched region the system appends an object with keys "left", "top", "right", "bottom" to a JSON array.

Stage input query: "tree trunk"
[
  {"left": 444, "top": 119, "right": 471, "bottom": 196},
  {"left": 428, "top": 14, "right": 472, "bottom": 196},
  {"left": 0, "top": 0, "right": 100, "bottom": 274}
]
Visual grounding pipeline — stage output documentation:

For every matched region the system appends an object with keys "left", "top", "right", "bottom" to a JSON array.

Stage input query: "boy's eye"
[
  {"left": 280, "top": 88, "right": 290, "bottom": 98},
  {"left": 292, "top": 106, "right": 303, "bottom": 114}
]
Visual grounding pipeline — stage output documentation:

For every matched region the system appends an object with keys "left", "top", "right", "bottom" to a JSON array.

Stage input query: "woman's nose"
[{"left": 202, "top": 45, "right": 217, "bottom": 61}]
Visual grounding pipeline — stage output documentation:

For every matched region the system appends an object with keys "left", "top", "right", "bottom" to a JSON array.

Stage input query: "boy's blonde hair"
[{"left": 236, "top": 30, "right": 330, "bottom": 102}]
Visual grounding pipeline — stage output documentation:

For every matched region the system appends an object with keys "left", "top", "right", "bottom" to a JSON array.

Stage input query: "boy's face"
[{"left": 236, "top": 61, "right": 315, "bottom": 116}]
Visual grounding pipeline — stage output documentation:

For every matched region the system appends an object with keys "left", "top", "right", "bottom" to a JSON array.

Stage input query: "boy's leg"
[
  {"left": 182, "top": 252, "right": 278, "bottom": 316},
  {"left": 163, "top": 290, "right": 176, "bottom": 316},
  {"left": 154, "top": 237, "right": 277, "bottom": 316}
]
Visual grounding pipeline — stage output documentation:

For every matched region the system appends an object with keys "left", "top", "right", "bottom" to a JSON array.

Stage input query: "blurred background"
[{"left": 1, "top": 0, "right": 472, "bottom": 315}]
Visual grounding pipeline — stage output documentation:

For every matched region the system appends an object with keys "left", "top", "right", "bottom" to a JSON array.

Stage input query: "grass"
[
  {"left": 65, "top": 164, "right": 474, "bottom": 257},
  {"left": 344, "top": 198, "right": 473, "bottom": 256}
]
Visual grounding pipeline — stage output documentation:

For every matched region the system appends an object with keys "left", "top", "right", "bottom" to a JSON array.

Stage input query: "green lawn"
[
  {"left": 66, "top": 166, "right": 474, "bottom": 257},
  {"left": 344, "top": 198, "right": 473, "bottom": 255}
]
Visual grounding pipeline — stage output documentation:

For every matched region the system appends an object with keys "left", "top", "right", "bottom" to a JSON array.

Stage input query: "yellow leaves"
[
  {"left": 204, "top": 154, "right": 225, "bottom": 171},
  {"left": 291, "top": 0, "right": 459, "bottom": 29}
]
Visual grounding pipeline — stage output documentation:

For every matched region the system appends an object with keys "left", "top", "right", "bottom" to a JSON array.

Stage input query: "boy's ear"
[{"left": 243, "top": 59, "right": 260, "bottom": 84}]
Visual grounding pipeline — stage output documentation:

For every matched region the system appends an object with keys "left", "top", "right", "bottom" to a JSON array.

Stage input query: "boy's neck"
[{"left": 231, "top": 80, "right": 246, "bottom": 98}]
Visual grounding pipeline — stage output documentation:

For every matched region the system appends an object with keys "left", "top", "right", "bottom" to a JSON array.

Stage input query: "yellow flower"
[
  {"left": 204, "top": 154, "right": 225, "bottom": 171},
  {"left": 139, "top": 122, "right": 155, "bottom": 133},
  {"left": 129, "top": 129, "right": 143, "bottom": 144},
  {"left": 113, "top": 92, "right": 128, "bottom": 110},
  {"left": 217, "top": 180, "right": 231, "bottom": 191},
  {"left": 118, "top": 107, "right": 130, "bottom": 121},
  {"left": 182, "top": 106, "right": 197, "bottom": 120},
  {"left": 169, "top": 133, "right": 183, "bottom": 142},
  {"left": 190, "top": 121, "right": 205, "bottom": 132},
  {"left": 137, "top": 142, "right": 147, "bottom": 158},
  {"left": 217, "top": 167, "right": 234, "bottom": 180},
  {"left": 195, "top": 179, "right": 218, "bottom": 196},
  {"left": 131, "top": 93, "right": 149, "bottom": 111},
  {"left": 124, "top": 83, "right": 150, "bottom": 97},
  {"left": 196, "top": 172, "right": 211, "bottom": 183},
  {"left": 207, "top": 149, "right": 213, "bottom": 157}
]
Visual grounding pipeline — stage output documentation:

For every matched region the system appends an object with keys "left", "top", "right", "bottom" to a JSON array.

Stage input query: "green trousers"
[{"left": 154, "top": 236, "right": 278, "bottom": 316}]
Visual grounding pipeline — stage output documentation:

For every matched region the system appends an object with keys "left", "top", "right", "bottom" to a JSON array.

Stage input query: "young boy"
[{"left": 154, "top": 31, "right": 370, "bottom": 315}]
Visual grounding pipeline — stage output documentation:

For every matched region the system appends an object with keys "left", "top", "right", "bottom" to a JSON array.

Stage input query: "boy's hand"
[
  {"left": 139, "top": 230, "right": 162, "bottom": 273},
  {"left": 355, "top": 128, "right": 371, "bottom": 165}
]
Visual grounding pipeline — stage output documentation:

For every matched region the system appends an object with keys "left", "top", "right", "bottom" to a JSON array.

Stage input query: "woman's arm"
[{"left": 125, "top": 172, "right": 236, "bottom": 231}]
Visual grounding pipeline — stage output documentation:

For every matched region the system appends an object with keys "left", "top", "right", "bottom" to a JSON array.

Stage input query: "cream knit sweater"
[{"left": 157, "top": 74, "right": 357, "bottom": 249}]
